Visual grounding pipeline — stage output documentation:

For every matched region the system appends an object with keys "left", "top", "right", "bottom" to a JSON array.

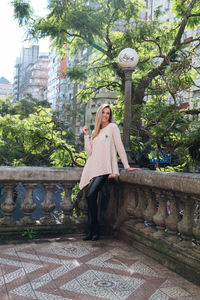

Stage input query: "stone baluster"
[
  {"left": 134, "top": 187, "right": 146, "bottom": 230},
  {"left": 20, "top": 183, "right": 36, "bottom": 225},
  {"left": 193, "top": 197, "right": 200, "bottom": 251},
  {"left": 60, "top": 183, "right": 74, "bottom": 225},
  {"left": 0, "top": 183, "right": 16, "bottom": 226},
  {"left": 143, "top": 188, "right": 156, "bottom": 235},
  {"left": 153, "top": 189, "right": 167, "bottom": 238},
  {"left": 177, "top": 194, "right": 195, "bottom": 248},
  {"left": 124, "top": 184, "right": 137, "bottom": 229},
  {"left": 78, "top": 189, "right": 88, "bottom": 224},
  {"left": 40, "top": 183, "right": 56, "bottom": 225},
  {"left": 165, "top": 191, "right": 180, "bottom": 243}
]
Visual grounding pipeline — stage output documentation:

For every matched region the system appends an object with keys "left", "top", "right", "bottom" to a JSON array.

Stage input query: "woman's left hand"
[
  {"left": 126, "top": 167, "right": 141, "bottom": 172},
  {"left": 108, "top": 174, "right": 119, "bottom": 178}
]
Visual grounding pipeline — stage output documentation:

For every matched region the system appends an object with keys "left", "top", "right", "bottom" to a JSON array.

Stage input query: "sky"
[{"left": 0, "top": 0, "right": 50, "bottom": 84}]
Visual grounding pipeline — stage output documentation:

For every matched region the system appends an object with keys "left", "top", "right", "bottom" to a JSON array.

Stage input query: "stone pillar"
[
  {"left": 193, "top": 199, "right": 200, "bottom": 251},
  {"left": 143, "top": 188, "right": 156, "bottom": 235},
  {"left": 134, "top": 187, "right": 146, "bottom": 230},
  {"left": 20, "top": 183, "right": 36, "bottom": 225},
  {"left": 123, "top": 68, "right": 134, "bottom": 163},
  {"left": 124, "top": 184, "right": 137, "bottom": 229},
  {"left": 78, "top": 189, "right": 88, "bottom": 224},
  {"left": 153, "top": 189, "right": 167, "bottom": 238},
  {"left": 177, "top": 194, "right": 195, "bottom": 248},
  {"left": 60, "top": 183, "right": 73, "bottom": 225},
  {"left": 40, "top": 183, "right": 56, "bottom": 225},
  {"left": 0, "top": 183, "right": 16, "bottom": 226},
  {"left": 165, "top": 191, "right": 179, "bottom": 243}
]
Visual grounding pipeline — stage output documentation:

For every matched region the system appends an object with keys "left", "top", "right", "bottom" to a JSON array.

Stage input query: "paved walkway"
[{"left": 0, "top": 235, "right": 200, "bottom": 300}]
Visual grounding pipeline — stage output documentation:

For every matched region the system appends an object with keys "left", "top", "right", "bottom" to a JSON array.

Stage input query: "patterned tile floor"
[{"left": 0, "top": 235, "right": 200, "bottom": 300}]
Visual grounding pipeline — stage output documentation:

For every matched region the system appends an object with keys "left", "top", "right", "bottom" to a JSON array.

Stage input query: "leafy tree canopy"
[
  {"left": 11, "top": 0, "right": 200, "bottom": 171},
  {"left": 0, "top": 98, "right": 86, "bottom": 167}
]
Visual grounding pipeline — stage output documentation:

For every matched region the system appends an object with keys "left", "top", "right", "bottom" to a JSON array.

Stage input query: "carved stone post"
[
  {"left": 134, "top": 187, "right": 146, "bottom": 230},
  {"left": 153, "top": 189, "right": 167, "bottom": 238},
  {"left": 78, "top": 189, "right": 88, "bottom": 224},
  {"left": 165, "top": 191, "right": 179, "bottom": 243},
  {"left": 60, "top": 183, "right": 74, "bottom": 225},
  {"left": 0, "top": 183, "right": 16, "bottom": 226},
  {"left": 193, "top": 199, "right": 200, "bottom": 251},
  {"left": 20, "top": 183, "right": 36, "bottom": 225},
  {"left": 177, "top": 194, "right": 195, "bottom": 248},
  {"left": 124, "top": 184, "right": 137, "bottom": 229},
  {"left": 143, "top": 188, "right": 156, "bottom": 235},
  {"left": 40, "top": 183, "right": 56, "bottom": 225}
]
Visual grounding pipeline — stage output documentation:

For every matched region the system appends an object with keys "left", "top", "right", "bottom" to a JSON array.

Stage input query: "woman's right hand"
[{"left": 82, "top": 125, "right": 89, "bottom": 135}]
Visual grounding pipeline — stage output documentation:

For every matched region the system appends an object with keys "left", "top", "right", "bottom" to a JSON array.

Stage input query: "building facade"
[
  {"left": 47, "top": 50, "right": 61, "bottom": 110},
  {"left": 13, "top": 45, "right": 49, "bottom": 102},
  {"left": 19, "top": 53, "right": 49, "bottom": 100},
  {"left": 0, "top": 77, "right": 13, "bottom": 99}
]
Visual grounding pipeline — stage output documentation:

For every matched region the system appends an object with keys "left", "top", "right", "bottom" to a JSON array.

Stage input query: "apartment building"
[
  {"left": 13, "top": 45, "right": 49, "bottom": 102},
  {"left": 19, "top": 53, "right": 49, "bottom": 100},
  {"left": 0, "top": 77, "right": 13, "bottom": 98}
]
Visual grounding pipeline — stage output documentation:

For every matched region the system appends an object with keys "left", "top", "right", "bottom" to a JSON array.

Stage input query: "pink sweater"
[{"left": 79, "top": 123, "right": 130, "bottom": 190}]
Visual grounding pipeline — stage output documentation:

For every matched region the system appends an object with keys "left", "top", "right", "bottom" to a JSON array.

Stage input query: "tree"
[
  {"left": 12, "top": 0, "right": 200, "bottom": 169},
  {"left": 0, "top": 105, "right": 86, "bottom": 167},
  {"left": 0, "top": 97, "right": 12, "bottom": 116}
]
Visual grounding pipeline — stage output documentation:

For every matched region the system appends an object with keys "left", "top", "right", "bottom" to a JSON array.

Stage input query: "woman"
[{"left": 80, "top": 104, "right": 139, "bottom": 241}]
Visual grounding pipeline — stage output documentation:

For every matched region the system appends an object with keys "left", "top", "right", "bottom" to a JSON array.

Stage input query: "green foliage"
[
  {"left": 172, "top": 0, "right": 200, "bottom": 28},
  {"left": 0, "top": 97, "right": 12, "bottom": 116},
  {"left": 12, "top": 0, "right": 33, "bottom": 26},
  {"left": 156, "top": 159, "right": 189, "bottom": 172},
  {"left": 140, "top": 95, "right": 200, "bottom": 170},
  {"left": 22, "top": 228, "right": 37, "bottom": 239},
  {"left": 0, "top": 99, "right": 86, "bottom": 167}
]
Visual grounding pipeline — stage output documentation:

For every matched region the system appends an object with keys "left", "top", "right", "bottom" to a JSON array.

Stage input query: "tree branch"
[
  {"left": 143, "top": 37, "right": 164, "bottom": 57},
  {"left": 60, "top": 29, "right": 108, "bottom": 55}
]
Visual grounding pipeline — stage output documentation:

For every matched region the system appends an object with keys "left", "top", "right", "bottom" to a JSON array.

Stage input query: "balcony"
[{"left": 0, "top": 166, "right": 200, "bottom": 288}]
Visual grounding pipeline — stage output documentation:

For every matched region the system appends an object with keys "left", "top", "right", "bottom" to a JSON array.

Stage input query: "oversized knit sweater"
[{"left": 79, "top": 122, "right": 130, "bottom": 190}]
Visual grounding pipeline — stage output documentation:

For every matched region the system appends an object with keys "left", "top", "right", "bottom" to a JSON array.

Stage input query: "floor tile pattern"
[{"left": 0, "top": 235, "right": 199, "bottom": 300}]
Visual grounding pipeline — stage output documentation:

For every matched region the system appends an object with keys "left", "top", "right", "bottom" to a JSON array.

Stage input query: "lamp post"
[{"left": 118, "top": 48, "right": 139, "bottom": 164}]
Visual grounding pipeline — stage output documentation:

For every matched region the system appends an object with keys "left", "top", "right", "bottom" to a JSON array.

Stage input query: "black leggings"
[{"left": 85, "top": 174, "right": 108, "bottom": 234}]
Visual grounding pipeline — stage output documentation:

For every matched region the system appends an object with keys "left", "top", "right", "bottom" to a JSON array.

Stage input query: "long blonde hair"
[{"left": 92, "top": 104, "right": 112, "bottom": 139}]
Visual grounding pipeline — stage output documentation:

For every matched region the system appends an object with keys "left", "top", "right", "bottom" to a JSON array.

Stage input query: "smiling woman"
[{"left": 80, "top": 103, "right": 140, "bottom": 241}]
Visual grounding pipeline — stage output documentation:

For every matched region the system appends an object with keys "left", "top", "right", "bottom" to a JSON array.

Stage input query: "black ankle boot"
[
  {"left": 91, "top": 233, "right": 100, "bottom": 241},
  {"left": 82, "top": 232, "right": 93, "bottom": 241}
]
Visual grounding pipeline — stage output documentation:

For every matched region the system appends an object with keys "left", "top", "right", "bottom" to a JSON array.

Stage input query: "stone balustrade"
[
  {"left": 0, "top": 166, "right": 200, "bottom": 283},
  {"left": 112, "top": 170, "right": 200, "bottom": 249},
  {"left": 107, "top": 169, "right": 200, "bottom": 285},
  {"left": 0, "top": 167, "right": 199, "bottom": 246},
  {"left": 0, "top": 167, "right": 83, "bottom": 235}
]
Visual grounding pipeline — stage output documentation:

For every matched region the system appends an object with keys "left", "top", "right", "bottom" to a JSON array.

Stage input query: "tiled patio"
[{"left": 0, "top": 235, "right": 199, "bottom": 300}]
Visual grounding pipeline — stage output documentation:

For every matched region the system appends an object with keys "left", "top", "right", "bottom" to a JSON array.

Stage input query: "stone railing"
[
  {"left": 0, "top": 167, "right": 83, "bottom": 236},
  {"left": 104, "top": 169, "right": 200, "bottom": 285},
  {"left": 0, "top": 167, "right": 199, "bottom": 283},
  {"left": 113, "top": 170, "right": 200, "bottom": 247}
]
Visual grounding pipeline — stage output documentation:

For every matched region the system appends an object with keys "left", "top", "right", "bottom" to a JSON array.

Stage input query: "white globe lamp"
[{"left": 118, "top": 48, "right": 138, "bottom": 69}]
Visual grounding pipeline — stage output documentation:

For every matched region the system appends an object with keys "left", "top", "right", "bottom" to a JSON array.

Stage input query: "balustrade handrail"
[
  {"left": 119, "top": 169, "right": 200, "bottom": 195},
  {"left": 0, "top": 166, "right": 82, "bottom": 182}
]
